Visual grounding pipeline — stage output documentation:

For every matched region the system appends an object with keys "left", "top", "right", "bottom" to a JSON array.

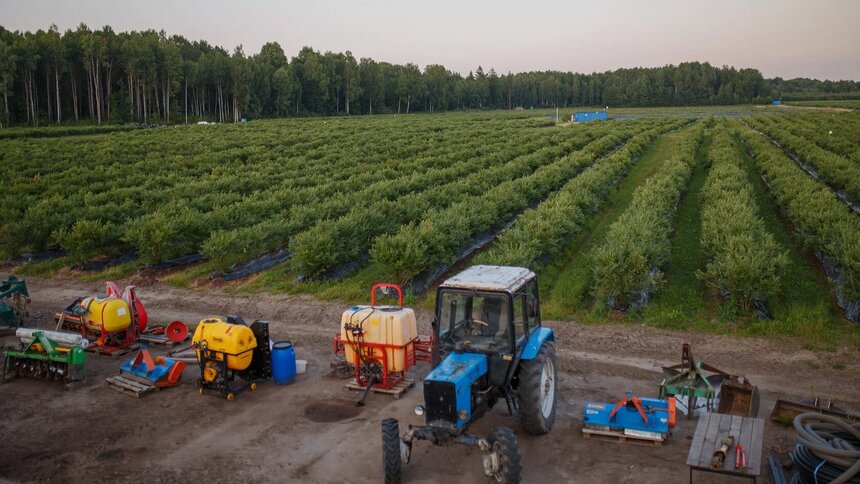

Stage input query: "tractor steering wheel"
[{"left": 453, "top": 318, "right": 487, "bottom": 337}]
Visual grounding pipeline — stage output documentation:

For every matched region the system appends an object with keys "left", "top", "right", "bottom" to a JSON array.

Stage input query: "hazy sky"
[{"left": 3, "top": 0, "right": 859, "bottom": 80}]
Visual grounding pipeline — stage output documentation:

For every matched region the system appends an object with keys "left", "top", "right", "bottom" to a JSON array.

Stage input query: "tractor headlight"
[
  {"left": 459, "top": 410, "right": 469, "bottom": 421},
  {"left": 414, "top": 405, "right": 425, "bottom": 416}
]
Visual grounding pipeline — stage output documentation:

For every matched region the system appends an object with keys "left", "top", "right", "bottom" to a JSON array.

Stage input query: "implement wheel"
[
  {"left": 381, "top": 418, "right": 402, "bottom": 484},
  {"left": 485, "top": 427, "right": 522, "bottom": 483},
  {"left": 518, "top": 342, "right": 558, "bottom": 435}
]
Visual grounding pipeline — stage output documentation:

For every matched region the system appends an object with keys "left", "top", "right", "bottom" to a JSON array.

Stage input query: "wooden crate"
[
  {"left": 105, "top": 375, "right": 156, "bottom": 397},
  {"left": 345, "top": 378, "right": 415, "bottom": 399},
  {"left": 582, "top": 427, "right": 665, "bottom": 447}
]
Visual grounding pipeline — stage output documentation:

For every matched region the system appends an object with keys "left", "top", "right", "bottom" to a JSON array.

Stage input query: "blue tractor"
[{"left": 382, "top": 265, "right": 557, "bottom": 483}]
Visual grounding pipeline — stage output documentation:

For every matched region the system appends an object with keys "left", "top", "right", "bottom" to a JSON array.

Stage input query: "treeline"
[
  {"left": 769, "top": 77, "right": 859, "bottom": 101},
  {"left": 0, "top": 24, "right": 850, "bottom": 127}
]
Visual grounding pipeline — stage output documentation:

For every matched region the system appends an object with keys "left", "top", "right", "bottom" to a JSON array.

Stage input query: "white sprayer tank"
[{"left": 340, "top": 305, "right": 417, "bottom": 373}]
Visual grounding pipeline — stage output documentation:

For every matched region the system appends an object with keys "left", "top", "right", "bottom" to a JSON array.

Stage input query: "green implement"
[
  {"left": 659, "top": 343, "right": 727, "bottom": 419},
  {"left": 0, "top": 276, "right": 30, "bottom": 328},
  {"left": 2, "top": 330, "right": 87, "bottom": 382}
]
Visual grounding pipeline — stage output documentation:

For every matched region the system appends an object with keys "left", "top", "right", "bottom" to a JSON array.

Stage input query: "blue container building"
[{"left": 573, "top": 111, "right": 608, "bottom": 122}]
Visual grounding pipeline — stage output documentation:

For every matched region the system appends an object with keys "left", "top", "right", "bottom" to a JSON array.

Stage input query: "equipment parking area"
[{"left": 1, "top": 273, "right": 857, "bottom": 483}]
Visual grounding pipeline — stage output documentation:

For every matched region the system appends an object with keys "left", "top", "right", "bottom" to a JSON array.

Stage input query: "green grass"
[
  {"left": 643, "top": 133, "right": 713, "bottom": 329},
  {"left": 540, "top": 128, "right": 688, "bottom": 319},
  {"left": 10, "top": 256, "right": 75, "bottom": 277}
]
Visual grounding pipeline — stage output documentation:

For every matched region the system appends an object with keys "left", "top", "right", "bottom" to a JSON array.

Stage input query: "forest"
[{"left": 1, "top": 24, "right": 859, "bottom": 127}]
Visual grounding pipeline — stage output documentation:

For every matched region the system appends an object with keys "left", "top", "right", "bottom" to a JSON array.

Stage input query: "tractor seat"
[{"left": 478, "top": 298, "right": 506, "bottom": 338}]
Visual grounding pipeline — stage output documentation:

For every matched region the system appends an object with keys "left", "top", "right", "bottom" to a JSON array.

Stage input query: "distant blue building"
[
  {"left": 772, "top": 99, "right": 782, "bottom": 105},
  {"left": 573, "top": 111, "right": 608, "bottom": 122}
]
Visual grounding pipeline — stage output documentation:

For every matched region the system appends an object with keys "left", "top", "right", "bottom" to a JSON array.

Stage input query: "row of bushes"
[
  {"left": 369, "top": 120, "right": 676, "bottom": 280},
  {"left": 746, "top": 116, "right": 860, "bottom": 202},
  {"left": 476, "top": 119, "right": 691, "bottom": 267},
  {"left": 202, "top": 126, "right": 593, "bottom": 269},
  {"left": 739, "top": 126, "right": 860, "bottom": 301},
  {"left": 770, "top": 114, "right": 860, "bottom": 162},
  {"left": 590, "top": 120, "right": 708, "bottom": 309},
  {"left": 1, "top": 114, "right": 538, "bottom": 260},
  {"left": 288, "top": 128, "right": 623, "bottom": 276},
  {"left": 698, "top": 122, "right": 788, "bottom": 312}
]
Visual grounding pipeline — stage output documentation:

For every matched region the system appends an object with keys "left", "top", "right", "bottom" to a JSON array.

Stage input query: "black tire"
[
  {"left": 487, "top": 427, "right": 522, "bottom": 483},
  {"left": 381, "top": 418, "right": 402, "bottom": 484},
  {"left": 518, "top": 342, "right": 558, "bottom": 435}
]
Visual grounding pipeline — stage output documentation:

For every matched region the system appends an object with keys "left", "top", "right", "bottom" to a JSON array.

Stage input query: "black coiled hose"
[{"left": 790, "top": 413, "right": 860, "bottom": 484}]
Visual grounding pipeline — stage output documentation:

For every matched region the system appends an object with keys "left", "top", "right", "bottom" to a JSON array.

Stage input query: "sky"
[{"left": 2, "top": 0, "right": 859, "bottom": 80}]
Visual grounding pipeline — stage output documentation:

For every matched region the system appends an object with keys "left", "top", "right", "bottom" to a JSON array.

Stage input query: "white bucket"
[{"left": 296, "top": 359, "right": 307, "bottom": 375}]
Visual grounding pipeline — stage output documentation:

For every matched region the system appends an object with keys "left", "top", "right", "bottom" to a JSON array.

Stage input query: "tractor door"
[{"left": 513, "top": 279, "right": 540, "bottom": 352}]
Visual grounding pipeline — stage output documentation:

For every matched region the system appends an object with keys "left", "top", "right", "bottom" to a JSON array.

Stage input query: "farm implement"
[
  {"left": 55, "top": 281, "right": 148, "bottom": 355},
  {"left": 582, "top": 391, "right": 676, "bottom": 444},
  {"left": 192, "top": 316, "right": 272, "bottom": 400},
  {"left": 0, "top": 276, "right": 30, "bottom": 328},
  {"left": 334, "top": 283, "right": 432, "bottom": 406},
  {"left": 659, "top": 343, "right": 759, "bottom": 418},
  {"left": 2, "top": 329, "right": 87, "bottom": 383},
  {"left": 106, "top": 346, "right": 186, "bottom": 397}
]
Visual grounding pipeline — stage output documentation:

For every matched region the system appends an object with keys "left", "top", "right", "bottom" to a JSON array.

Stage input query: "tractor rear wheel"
[
  {"left": 381, "top": 418, "right": 402, "bottom": 484},
  {"left": 518, "top": 342, "right": 558, "bottom": 435},
  {"left": 486, "top": 427, "right": 522, "bottom": 483}
]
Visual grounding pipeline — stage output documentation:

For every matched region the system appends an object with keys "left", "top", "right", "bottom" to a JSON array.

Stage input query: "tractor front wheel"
[
  {"left": 485, "top": 427, "right": 522, "bottom": 483},
  {"left": 518, "top": 342, "right": 558, "bottom": 435},
  {"left": 381, "top": 418, "right": 402, "bottom": 484}
]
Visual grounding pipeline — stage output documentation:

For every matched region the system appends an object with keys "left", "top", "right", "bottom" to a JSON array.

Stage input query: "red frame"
[{"left": 370, "top": 283, "right": 403, "bottom": 307}]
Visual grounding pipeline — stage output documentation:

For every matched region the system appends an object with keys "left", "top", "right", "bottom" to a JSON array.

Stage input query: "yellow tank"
[
  {"left": 80, "top": 297, "right": 131, "bottom": 332},
  {"left": 340, "top": 306, "right": 417, "bottom": 373},
  {"left": 192, "top": 317, "right": 257, "bottom": 371}
]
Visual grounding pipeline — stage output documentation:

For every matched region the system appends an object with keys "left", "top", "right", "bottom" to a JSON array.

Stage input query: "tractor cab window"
[
  {"left": 512, "top": 294, "right": 526, "bottom": 342},
  {"left": 525, "top": 280, "right": 540, "bottom": 333},
  {"left": 438, "top": 290, "right": 511, "bottom": 351}
]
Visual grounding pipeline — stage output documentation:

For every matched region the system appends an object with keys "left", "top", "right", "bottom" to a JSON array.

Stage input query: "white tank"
[{"left": 340, "top": 305, "right": 417, "bottom": 373}]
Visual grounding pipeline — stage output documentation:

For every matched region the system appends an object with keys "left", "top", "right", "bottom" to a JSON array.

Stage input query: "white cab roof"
[{"left": 440, "top": 265, "right": 535, "bottom": 293}]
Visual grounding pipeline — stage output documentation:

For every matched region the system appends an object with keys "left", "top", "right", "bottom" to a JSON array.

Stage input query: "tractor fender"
[{"left": 519, "top": 327, "right": 555, "bottom": 360}]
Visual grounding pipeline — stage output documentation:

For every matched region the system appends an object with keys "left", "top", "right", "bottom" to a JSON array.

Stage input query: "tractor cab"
[{"left": 433, "top": 265, "right": 541, "bottom": 389}]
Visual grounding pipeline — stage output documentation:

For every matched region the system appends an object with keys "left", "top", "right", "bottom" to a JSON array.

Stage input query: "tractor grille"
[{"left": 424, "top": 380, "right": 457, "bottom": 427}]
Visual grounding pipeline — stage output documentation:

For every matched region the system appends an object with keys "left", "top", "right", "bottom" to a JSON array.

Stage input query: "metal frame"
[{"left": 334, "top": 333, "right": 432, "bottom": 391}]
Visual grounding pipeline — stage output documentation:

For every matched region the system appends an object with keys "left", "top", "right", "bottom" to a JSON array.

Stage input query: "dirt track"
[{"left": 0, "top": 273, "right": 858, "bottom": 483}]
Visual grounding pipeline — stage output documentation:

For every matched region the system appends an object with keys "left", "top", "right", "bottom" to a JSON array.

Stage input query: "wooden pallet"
[
  {"left": 139, "top": 333, "right": 188, "bottom": 346},
  {"left": 86, "top": 343, "right": 139, "bottom": 358},
  {"left": 345, "top": 378, "right": 415, "bottom": 399},
  {"left": 582, "top": 427, "right": 665, "bottom": 447},
  {"left": 105, "top": 375, "right": 156, "bottom": 397}
]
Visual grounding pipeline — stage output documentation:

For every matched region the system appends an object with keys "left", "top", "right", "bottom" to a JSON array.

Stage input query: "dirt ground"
[{"left": 0, "top": 272, "right": 858, "bottom": 483}]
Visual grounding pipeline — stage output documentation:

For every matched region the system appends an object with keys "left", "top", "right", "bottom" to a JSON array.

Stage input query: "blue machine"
[
  {"left": 423, "top": 352, "right": 488, "bottom": 430},
  {"left": 583, "top": 392, "right": 675, "bottom": 440},
  {"left": 574, "top": 111, "right": 608, "bottom": 122},
  {"left": 115, "top": 345, "right": 184, "bottom": 390},
  {"left": 772, "top": 99, "right": 782, "bottom": 105}
]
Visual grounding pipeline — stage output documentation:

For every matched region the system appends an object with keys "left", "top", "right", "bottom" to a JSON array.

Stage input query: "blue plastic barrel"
[{"left": 271, "top": 341, "right": 297, "bottom": 384}]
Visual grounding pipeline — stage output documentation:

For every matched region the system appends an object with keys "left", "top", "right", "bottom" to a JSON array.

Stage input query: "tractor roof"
[{"left": 440, "top": 265, "right": 535, "bottom": 294}]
